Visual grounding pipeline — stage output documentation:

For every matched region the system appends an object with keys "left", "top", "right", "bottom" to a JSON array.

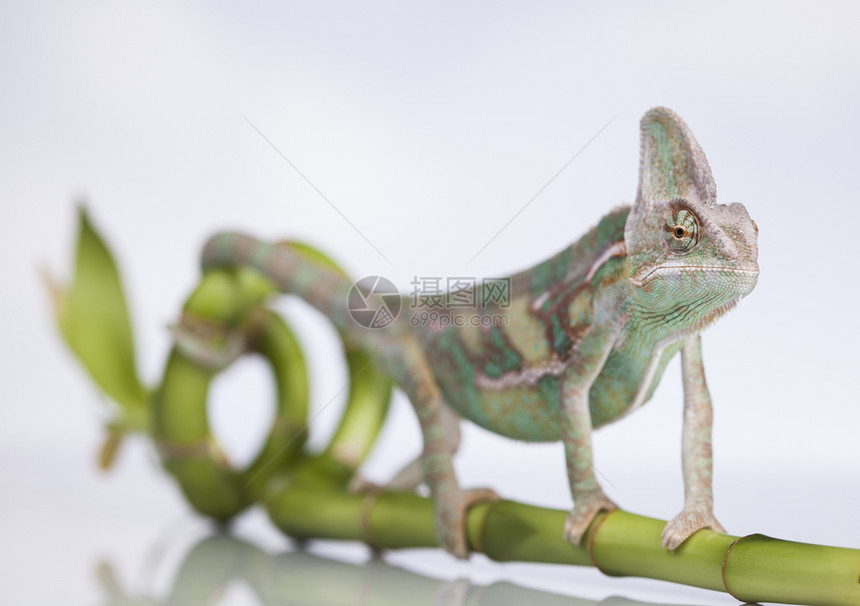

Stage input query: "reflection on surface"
[{"left": 95, "top": 535, "right": 710, "bottom": 606}]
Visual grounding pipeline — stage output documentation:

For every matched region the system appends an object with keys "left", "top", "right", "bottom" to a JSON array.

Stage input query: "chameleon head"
[{"left": 624, "top": 107, "right": 759, "bottom": 335}]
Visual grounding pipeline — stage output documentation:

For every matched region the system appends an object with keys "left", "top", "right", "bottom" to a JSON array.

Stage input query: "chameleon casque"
[{"left": 198, "top": 107, "right": 760, "bottom": 558}]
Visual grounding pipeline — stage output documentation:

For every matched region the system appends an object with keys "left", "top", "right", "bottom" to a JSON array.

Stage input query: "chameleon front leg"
[
  {"left": 661, "top": 334, "right": 726, "bottom": 550},
  {"left": 560, "top": 325, "right": 621, "bottom": 546},
  {"left": 393, "top": 337, "right": 497, "bottom": 559}
]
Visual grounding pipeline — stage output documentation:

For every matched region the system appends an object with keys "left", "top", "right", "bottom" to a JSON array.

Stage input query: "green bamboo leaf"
[{"left": 49, "top": 206, "right": 148, "bottom": 414}]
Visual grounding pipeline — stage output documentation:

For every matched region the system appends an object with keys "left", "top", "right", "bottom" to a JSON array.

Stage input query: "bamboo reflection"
[{"left": 95, "top": 535, "right": 713, "bottom": 606}]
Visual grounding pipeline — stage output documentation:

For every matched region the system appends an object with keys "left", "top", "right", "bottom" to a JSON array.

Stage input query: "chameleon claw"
[
  {"left": 169, "top": 316, "right": 246, "bottom": 371},
  {"left": 661, "top": 504, "right": 726, "bottom": 550},
  {"left": 438, "top": 487, "right": 500, "bottom": 559},
  {"left": 564, "top": 492, "right": 618, "bottom": 546},
  {"left": 347, "top": 473, "right": 384, "bottom": 494}
]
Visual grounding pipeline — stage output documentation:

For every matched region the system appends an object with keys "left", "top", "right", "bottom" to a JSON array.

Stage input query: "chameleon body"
[{"left": 196, "top": 107, "right": 760, "bottom": 558}]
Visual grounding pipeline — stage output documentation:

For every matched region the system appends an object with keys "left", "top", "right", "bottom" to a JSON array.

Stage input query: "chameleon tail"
[
  {"left": 202, "top": 232, "right": 357, "bottom": 336},
  {"left": 158, "top": 232, "right": 393, "bottom": 520}
]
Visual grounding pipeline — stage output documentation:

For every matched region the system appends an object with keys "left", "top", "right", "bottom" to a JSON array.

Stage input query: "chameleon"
[{"left": 195, "top": 107, "right": 760, "bottom": 558}]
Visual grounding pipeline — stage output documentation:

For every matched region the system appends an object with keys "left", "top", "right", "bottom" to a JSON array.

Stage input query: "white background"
[{"left": 2, "top": 2, "right": 859, "bottom": 604}]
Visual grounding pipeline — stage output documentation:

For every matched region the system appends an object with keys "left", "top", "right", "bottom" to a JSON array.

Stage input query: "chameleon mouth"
[{"left": 631, "top": 264, "right": 760, "bottom": 287}]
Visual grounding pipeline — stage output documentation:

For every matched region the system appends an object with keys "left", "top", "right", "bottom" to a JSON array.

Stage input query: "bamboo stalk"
[
  {"left": 266, "top": 474, "right": 860, "bottom": 606},
  {"left": 50, "top": 210, "right": 860, "bottom": 606}
]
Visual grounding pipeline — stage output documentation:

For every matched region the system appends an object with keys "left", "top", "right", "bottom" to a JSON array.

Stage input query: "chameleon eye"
[{"left": 664, "top": 207, "right": 699, "bottom": 253}]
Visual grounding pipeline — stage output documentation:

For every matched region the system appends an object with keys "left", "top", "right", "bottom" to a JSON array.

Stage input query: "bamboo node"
[
  {"left": 359, "top": 487, "right": 384, "bottom": 552},
  {"left": 721, "top": 532, "right": 765, "bottom": 602},
  {"left": 155, "top": 437, "right": 215, "bottom": 460},
  {"left": 471, "top": 498, "right": 501, "bottom": 555},
  {"left": 586, "top": 509, "right": 618, "bottom": 576}
]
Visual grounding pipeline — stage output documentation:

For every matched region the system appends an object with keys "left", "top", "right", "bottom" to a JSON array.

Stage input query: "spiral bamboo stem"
[{"left": 49, "top": 208, "right": 860, "bottom": 606}]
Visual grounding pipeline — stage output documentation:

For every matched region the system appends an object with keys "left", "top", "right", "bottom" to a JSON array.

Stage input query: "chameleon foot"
[
  {"left": 349, "top": 456, "right": 426, "bottom": 494},
  {"left": 169, "top": 315, "right": 246, "bottom": 371},
  {"left": 661, "top": 503, "right": 725, "bottom": 550},
  {"left": 563, "top": 491, "right": 618, "bottom": 546},
  {"left": 347, "top": 473, "right": 383, "bottom": 494},
  {"left": 437, "top": 488, "right": 500, "bottom": 559}
]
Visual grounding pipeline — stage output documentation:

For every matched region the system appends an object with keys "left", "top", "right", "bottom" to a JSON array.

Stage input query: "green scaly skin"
[{"left": 198, "top": 107, "right": 760, "bottom": 557}]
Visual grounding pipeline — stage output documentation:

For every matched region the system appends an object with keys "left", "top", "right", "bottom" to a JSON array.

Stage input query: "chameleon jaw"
[{"left": 630, "top": 264, "right": 760, "bottom": 288}]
